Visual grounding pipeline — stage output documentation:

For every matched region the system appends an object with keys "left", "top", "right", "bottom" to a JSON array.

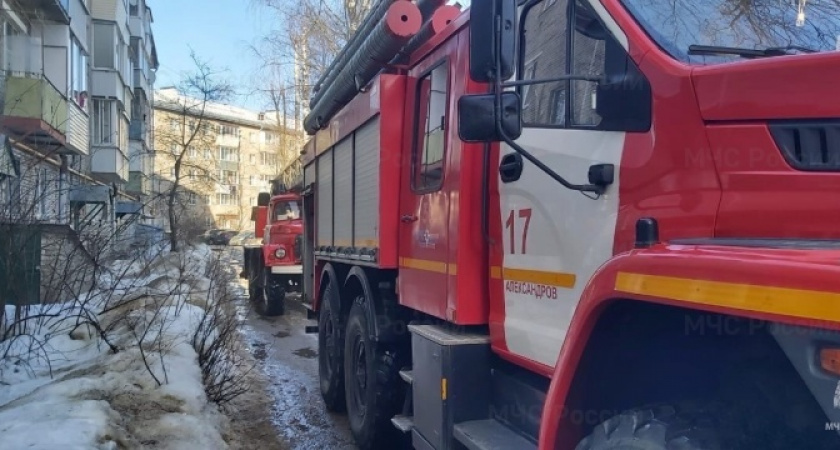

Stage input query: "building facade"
[
  {"left": 0, "top": 0, "right": 159, "bottom": 305},
  {"left": 152, "top": 88, "right": 297, "bottom": 233}
]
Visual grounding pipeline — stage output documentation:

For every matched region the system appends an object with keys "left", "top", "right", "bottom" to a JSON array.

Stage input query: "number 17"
[{"left": 505, "top": 208, "right": 532, "bottom": 254}]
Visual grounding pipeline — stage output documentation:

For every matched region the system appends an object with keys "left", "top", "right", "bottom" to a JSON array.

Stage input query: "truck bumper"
[{"left": 271, "top": 265, "right": 303, "bottom": 275}]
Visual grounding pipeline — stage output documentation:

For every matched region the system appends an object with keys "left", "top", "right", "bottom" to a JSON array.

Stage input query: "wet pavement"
[{"left": 221, "top": 247, "right": 356, "bottom": 450}]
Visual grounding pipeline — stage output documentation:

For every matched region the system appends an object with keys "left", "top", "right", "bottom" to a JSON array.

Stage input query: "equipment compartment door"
[{"left": 398, "top": 56, "right": 453, "bottom": 320}]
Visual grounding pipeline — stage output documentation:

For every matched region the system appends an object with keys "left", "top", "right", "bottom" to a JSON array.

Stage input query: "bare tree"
[
  {"left": 250, "top": 0, "right": 375, "bottom": 138},
  {"left": 152, "top": 52, "right": 232, "bottom": 252}
]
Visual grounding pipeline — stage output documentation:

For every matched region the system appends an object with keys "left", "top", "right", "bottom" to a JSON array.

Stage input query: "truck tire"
[
  {"left": 344, "top": 298, "right": 408, "bottom": 450},
  {"left": 318, "top": 285, "right": 345, "bottom": 412},
  {"left": 255, "top": 268, "right": 285, "bottom": 316},
  {"left": 575, "top": 404, "right": 720, "bottom": 450}
]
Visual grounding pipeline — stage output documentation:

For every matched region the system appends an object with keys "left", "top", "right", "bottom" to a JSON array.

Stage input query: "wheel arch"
[
  {"left": 343, "top": 266, "right": 403, "bottom": 343},
  {"left": 539, "top": 243, "right": 840, "bottom": 449},
  {"left": 317, "top": 262, "right": 343, "bottom": 314}
]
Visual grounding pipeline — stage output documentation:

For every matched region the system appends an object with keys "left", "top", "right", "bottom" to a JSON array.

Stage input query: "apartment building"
[
  {"left": 126, "top": 0, "right": 157, "bottom": 200},
  {"left": 0, "top": 0, "right": 159, "bottom": 305},
  {"left": 152, "top": 88, "right": 298, "bottom": 232}
]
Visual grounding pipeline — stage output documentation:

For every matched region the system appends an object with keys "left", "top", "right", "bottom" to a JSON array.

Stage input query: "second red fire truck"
[{"left": 267, "top": 0, "right": 840, "bottom": 449}]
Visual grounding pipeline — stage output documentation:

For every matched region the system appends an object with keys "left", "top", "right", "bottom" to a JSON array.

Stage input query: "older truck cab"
[{"left": 241, "top": 183, "right": 303, "bottom": 316}]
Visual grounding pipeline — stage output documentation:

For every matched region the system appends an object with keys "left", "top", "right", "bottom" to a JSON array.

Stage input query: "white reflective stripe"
[{"left": 271, "top": 265, "right": 303, "bottom": 274}]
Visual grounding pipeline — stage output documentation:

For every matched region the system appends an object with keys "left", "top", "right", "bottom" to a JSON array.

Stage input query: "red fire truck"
[
  {"left": 242, "top": 182, "right": 303, "bottom": 316},
  {"left": 295, "top": 0, "right": 840, "bottom": 449}
]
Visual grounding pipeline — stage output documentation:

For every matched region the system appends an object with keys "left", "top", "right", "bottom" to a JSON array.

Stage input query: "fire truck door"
[
  {"left": 398, "top": 57, "right": 453, "bottom": 319},
  {"left": 492, "top": 0, "right": 629, "bottom": 368}
]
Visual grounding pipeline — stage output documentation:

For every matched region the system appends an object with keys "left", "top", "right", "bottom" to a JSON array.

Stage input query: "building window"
[
  {"left": 92, "top": 99, "right": 115, "bottom": 144},
  {"left": 219, "top": 170, "right": 238, "bottom": 185},
  {"left": 187, "top": 147, "right": 198, "bottom": 158},
  {"left": 169, "top": 119, "right": 178, "bottom": 131},
  {"left": 412, "top": 61, "right": 449, "bottom": 192},
  {"left": 249, "top": 154, "right": 256, "bottom": 164},
  {"left": 70, "top": 36, "right": 88, "bottom": 109},
  {"left": 93, "top": 23, "right": 116, "bottom": 69},
  {"left": 188, "top": 192, "right": 197, "bottom": 205},
  {"left": 216, "top": 193, "right": 237, "bottom": 205},
  {"left": 260, "top": 152, "right": 277, "bottom": 167},
  {"left": 219, "top": 146, "right": 238, "bottom": 161},
  {"left": 217, "top": 125, "right": 240, "bottom": 137}
]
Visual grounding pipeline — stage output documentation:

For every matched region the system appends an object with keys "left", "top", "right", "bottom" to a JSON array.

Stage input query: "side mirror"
[
  {"left": 469, "top": 0, "right": 517, "bottom": 82},
  {"left": 458, "top": 92, "right": 522, "bottom": 143},
  {"left": 257, "top": 192, "right": 271, "bottom": 207}
]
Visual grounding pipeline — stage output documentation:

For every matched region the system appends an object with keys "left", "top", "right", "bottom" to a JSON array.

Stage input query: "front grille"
[
  {"left": 770, "top": 121, "right": 840, "bottom": 171},
  {"left": 294, "top": 234, "right": 303, "bottom": 262}
]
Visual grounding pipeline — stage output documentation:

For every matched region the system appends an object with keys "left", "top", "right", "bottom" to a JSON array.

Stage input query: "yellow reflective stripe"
[
  {"left": 615, "top": 272, "right": 840, "bottom": 322},
  {"left": 400, "top": 257, "right": 449, "bottom": 275},
  {"left": 491, "top": 266, "right": 577, "bottom": 289}
]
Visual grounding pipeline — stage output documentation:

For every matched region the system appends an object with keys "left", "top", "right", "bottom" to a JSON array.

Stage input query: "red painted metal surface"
[
  {"left": 613, "top": 48, "right": 721, "bottom": 255},
  {"left": 539, "top": 243, "right": 840, "bottom": 449},
  {"left": 254, "top": 206, "right": 267, "bottom": 239},
  {"left": 447, "top": 26, "right": 490, "bottom": 325},
  {"left": 693, "top": 53, "right": 840, "bottom": 121},
  {"left": 378, "top": 75, "right": 408, "bottom": 268},
  {"left": 706, "top": 123, "right": 840, "bottom": 239}
]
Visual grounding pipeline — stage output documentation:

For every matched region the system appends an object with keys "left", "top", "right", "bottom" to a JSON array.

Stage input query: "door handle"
[
  {"left": 401, "top": 214, "right": 418, "bottom": 223},
  {"left": 499, "top": 153, "right": 524, "bottom": 183}
]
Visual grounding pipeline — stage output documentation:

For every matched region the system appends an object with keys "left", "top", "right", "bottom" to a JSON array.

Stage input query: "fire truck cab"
[
  {"left": 242, "top": 182, "right": 303, "bottom": 316},
  {"left": 298, "top": 1, "right": 840, "bottom": 449}
]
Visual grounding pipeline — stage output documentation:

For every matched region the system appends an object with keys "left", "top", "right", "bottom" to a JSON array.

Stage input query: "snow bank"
[{"left": 0, "top": 245, "right": 234, "bottom": 450}]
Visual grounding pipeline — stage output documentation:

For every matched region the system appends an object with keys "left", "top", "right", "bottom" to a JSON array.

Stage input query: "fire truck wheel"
[
  {"left": 256, "top": 268, "right": 285, "bottom": 316},
  {"left": 344, "top": 299, "right": 408, "bottom": 450},
  {"left": 575, "top": 404, "right": 720, "bottom": 450},
  {"left": 318, "top": 287, "right": 345, "bottom": 412}
]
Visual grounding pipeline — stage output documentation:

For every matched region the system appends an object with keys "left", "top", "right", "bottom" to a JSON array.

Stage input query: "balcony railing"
[{"left": 2, "top": 72, "right": 68, "bottom": 147}]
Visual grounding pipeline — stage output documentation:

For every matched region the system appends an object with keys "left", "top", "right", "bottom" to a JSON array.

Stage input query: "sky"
[
  {"left": 148, "top": 0, "right": 271, "bottom": 110},
  {"left": 148, "top": 0, "right": 471, "bottom": 112}
]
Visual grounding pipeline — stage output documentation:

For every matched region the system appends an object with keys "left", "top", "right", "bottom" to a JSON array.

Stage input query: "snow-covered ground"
[{"left": 0, "top": 245, "right": 237, "bottom": 450}]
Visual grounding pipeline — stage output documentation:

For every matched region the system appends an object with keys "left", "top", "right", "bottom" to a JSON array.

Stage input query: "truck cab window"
[
  {"left": 571, "top": 2, "right": 606, "bottom": 127},
  {"left": 520, "top": 0, "right": 569, "bottom": 126},
  {"left": 520, "top": 0, "right": 609, "bottom": 128},
  {"left": 413, "top": 61, "right": 449, "bottom": 192},
  {"left": 274, "top": 201, "right": 300, "bottom": 221}
]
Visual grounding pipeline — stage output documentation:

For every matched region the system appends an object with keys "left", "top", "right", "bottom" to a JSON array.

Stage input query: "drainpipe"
[{"left": 59, "top": 154, "right": 68, "bottom": 224}]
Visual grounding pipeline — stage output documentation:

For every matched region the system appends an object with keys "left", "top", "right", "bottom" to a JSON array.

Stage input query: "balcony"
[
  {"left": 134, "top": 67, "right": 150, "bottom": 94},
  {"left": 129, "top": 119, "right": 146, "bottom": 141},
  {"left": 127, "top": 171, "right": 149, "bottom": 196},
  {"left": 91, "top": 147, "right": 129, "bottom": 184},
  {"left": 19, "top": 0, "right": 70, "bottom": 23},
  {"left": 65, "top": 100, "right": 89, "bottom": 156},
  {"left": 1, "top": 72, "right": 70, "bottom": 152}
]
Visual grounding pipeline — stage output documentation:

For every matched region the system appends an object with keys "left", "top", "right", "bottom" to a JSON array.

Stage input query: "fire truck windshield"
[
  {"left": 274, "top": 201, "right": 300, "bottom": 221},
  {"left": 620, "top": 0, "right": 840, "bottom": 64}
]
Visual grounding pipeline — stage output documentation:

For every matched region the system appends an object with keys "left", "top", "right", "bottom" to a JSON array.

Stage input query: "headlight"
[{"left": 274, "top": 247, "right": 286, "bottom": 259}]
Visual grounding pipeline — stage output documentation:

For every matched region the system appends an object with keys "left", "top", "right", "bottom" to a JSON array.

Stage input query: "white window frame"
[{"left": 92, "top": 99, "right": 115, "bottom": 144}]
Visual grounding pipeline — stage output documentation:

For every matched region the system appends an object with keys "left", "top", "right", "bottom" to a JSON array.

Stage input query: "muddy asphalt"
[{"left": 222, "top": 248, "right": 356, "bottom": 450}]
